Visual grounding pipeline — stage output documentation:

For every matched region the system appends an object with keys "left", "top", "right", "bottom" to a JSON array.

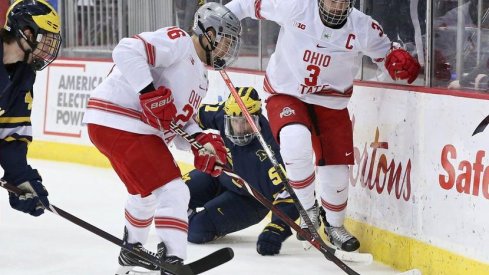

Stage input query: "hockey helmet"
[
  {"left": 192, "top": 2, "right": 241, "bottom": 70},
  {"left": 318, "top": 0, "right": 355, "bottom": 27},
  {"left": 223, "top": 87, "right": 261, "bottom": 146},
  {"left": 4, "top": 0, "right": 61, "bottom": 70}
]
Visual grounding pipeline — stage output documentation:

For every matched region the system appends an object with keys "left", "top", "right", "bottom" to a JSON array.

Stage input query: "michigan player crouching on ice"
[{"left": 185, "top": 87, "right": 300, "bottom": 256}]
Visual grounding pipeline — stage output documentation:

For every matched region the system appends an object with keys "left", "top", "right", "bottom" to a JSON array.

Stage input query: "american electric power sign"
[{"left": 42, "top": 62, "right": 109, "bottom": 138}]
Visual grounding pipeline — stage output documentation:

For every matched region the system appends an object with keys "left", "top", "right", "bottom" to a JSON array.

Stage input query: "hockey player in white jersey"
[
  {"left": 226, "top": 0, "right": 420, "bottom": 252},
  {"left": 82, "top": 3, "right": 241, "bottom": 274}
]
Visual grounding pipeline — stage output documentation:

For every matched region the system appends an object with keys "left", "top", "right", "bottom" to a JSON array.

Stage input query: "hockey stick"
[
  {"left": 0, "top": 180, "right": 233, "bottom": 275},
  {"left": 220, "top": 170, "right": 424, "bottom": 275},
  {"left": 169, "top": 122, "right": 362, "bottom": 275},
  {"left": 473, "top": 114, "right": 489, "bottom": 136},
  {"left": 218, "top": 71, "right": 369, "bottom": 265},
  {"left": 221, "top": 170, "right": 365, "bottom": 274},
  {"left": 172, "top": 122, "right": 423, "bottom": 275}
]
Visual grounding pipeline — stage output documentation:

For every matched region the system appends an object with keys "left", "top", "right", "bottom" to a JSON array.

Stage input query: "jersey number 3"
[{"left": 305, "top": 65, "right": 320, "bottom": 86}]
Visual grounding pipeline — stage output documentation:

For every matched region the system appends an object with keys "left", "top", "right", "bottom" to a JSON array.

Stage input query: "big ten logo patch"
[{"left": 293, "top": 21, "right": 306, "bottom": 30}]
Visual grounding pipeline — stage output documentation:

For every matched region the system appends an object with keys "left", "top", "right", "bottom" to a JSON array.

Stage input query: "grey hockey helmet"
[
  {"left": 192, "top": 2, "right": 241, "bottom": 70},
  {"left": 318, "top": 0, "right": 355, "bottom": 28}
]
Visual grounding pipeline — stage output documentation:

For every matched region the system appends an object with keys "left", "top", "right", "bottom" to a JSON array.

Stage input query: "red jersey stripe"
[
  {"left": 321, "top": 198, "right": 348, "bottom": 212},
  {"left": 134, "top": 34, "right": 156, "bottom": 66},
  {"left": 289, "top": 172, "right": 315, "bottom": 189},
  {"left": 154, "top": 217, "right": 188, "bottom": 233},
  {"left": 125, "top": 210, "right": 153, "bottom": 228},
  {"left": 254, "top": 0, "right": 264, "bottom": 19},
  {"left": 87, "top": 98, "right": 141, "bottom": 120}
]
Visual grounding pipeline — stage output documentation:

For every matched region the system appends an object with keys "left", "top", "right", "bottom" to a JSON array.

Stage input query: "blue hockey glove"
[
  {"left": 9, "top": 180, "right": 49, "bottom": 217},
  {"left": 256, "top": 221, "right": 292, "bottom": 256}
]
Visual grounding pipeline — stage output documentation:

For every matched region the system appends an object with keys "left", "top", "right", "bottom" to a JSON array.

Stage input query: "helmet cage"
[
  {"left": 29, "top": 30, "right": 61, "bottom": 70},
  {"left": 318, "top": 0, "right": 355, "bottom": 27},
  {"left": 224, "top": 115, "right": 259, "bottom": 146},
  {"left": 5, "top": 0, "right": 62, "bottom": 70},
  {"left": 211, "top": 28, "right": 240, "bottom": 70},
  {"left": 193, "top": 2, "right": 241, "bottom": 70}
]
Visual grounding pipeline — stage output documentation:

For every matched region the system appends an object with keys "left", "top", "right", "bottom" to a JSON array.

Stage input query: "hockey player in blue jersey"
[
  {"left": 185, "top": 87, "right": 300, "bottom": 256},
  {"left": 0, "top": 0, "right": 62, "bottom": 216}
]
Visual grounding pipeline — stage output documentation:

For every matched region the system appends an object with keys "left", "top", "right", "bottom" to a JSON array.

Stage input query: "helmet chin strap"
[
  {"left": 197, "top": 21, "right": 216, "bottom": 66},
  {"left": 15, "top": 39, "right": 33, "bottom": 64},
  {"left": 198, "top": 35, "right": 213, "bottom": 66},
  {"left": 15, "top": 30, "right": 35, "bottom": 64}
]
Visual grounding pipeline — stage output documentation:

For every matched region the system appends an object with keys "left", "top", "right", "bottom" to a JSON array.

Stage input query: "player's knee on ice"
[
  {"left": 188, "top": 192, "right": 269, "bottom": 243},
  {"left": 188, "top": 209, "right": 220, "bottom": 243}
]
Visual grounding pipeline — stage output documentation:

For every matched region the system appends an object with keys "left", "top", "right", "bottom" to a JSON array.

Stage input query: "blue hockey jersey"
[
  {"left": 0, "top": 38, "right": 41, "bottom": 185},
  {"left": 196, "top": 101, "right": 299, "bottom": 224},
  {"left": 0, "top": 39, "right": 36, "bottom": 144}
]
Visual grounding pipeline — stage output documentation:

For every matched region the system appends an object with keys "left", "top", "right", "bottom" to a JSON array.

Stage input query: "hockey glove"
[
  {"left": 191, "top": 132, "right": 227, "bottom": 177},
  {"left": 140, "top": 86, "right": 177, "bottom": 131},
  {"left": 256, "top": 221, "right": 292, "bottom": 256},
  {"left": 9, "top": 179, "right": 49, "bottom": 217},
  {"left": 385, "top": 48, "right": 421, "bottom": 84}
]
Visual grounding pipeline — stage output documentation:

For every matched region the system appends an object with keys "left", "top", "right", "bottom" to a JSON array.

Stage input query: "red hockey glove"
[
  {"left": 191, "top": 132, "right": 227, "bottom": 177},
  {"left": 385, "top": 48, "right": 421, "bottom": 84},
  {"left": 139, "top": 86, "right": 177, "bottom": 131}
]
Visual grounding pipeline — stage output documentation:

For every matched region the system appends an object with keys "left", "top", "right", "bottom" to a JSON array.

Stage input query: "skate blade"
[{"left": 115, "top": 266, "right": 159, "bottom": 275}]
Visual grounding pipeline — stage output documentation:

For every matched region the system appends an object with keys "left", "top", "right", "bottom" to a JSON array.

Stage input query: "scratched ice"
[{"left": 0, "top": 159, "right": 405, "bottom": 275}]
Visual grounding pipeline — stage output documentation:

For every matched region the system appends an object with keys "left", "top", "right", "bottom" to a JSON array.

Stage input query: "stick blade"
[
  {"left": 187, "top": 247, "right": 234, "bottom": 274},
  {"left": 473, "top": 115, "right": 489, "bottom": 136}
]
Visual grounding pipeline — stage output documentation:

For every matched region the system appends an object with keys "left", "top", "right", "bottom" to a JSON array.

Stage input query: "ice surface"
[{"left": 0, "top": 159, "right": 404, "bottom": 275}]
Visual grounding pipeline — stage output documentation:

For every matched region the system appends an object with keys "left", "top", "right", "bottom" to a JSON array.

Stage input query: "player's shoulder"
[
  {"left": 348, "top": 8, "right": 381, "bottom": 30},
  {"left": 268, "top": 0, "right": 307, "bottom": 17},
  {"left": 153, "top": 26, "right": 191, "bottom": 36},
  {"left": 349, "top": 8, "right": 375, "bottom": 23},
  {"left": 199, "top": 102, "right": 225, "bottom": 113},
  {"left": 285, "top": 0, "right": 311, "bottom": 14},
  {"left": 197, "top": 102, "right": 225, "bottom": 128},
  {"left": 281, "top": 0, "right": 303, "bottom": 7},
  {"left": 139, "top": 26, "right": 193, "bottom": 49}
]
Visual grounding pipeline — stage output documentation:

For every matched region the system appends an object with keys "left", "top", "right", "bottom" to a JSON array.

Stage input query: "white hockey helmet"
[
  {"left": 192, "top": 2, "right": 241, "bottom": 70},
  {"left": 318, "top": 0, "right": 355, "bottom": 28}
]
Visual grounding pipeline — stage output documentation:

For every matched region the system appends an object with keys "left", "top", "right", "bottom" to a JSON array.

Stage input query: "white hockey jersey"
[
  {"left": 226, "top": 0, "right": 392, "bottom": 109},
  {"left": 83, "top": 27, "right": 208, "bottom": 145}
]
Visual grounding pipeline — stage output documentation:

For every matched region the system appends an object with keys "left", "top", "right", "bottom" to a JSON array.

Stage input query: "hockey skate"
[
  {"left": 320, "top": 208, "right": 360, "bottom": 252},
  {"left": 157, "top": 242, "right": 184, "bottom": 275},
  {"left": 115, "top": 227, "right": 160, "bottom": 275},
  {"left": 296, "top": 201, "right": 321, "bottom": 249}
]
